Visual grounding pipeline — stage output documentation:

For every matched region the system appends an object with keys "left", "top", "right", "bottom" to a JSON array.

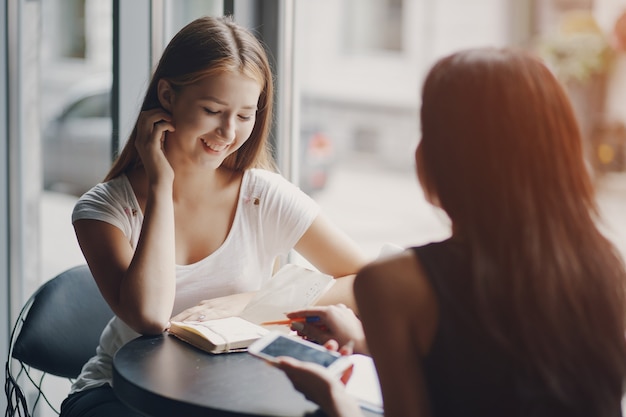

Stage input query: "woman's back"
[
  {"left": 272, "top": 47, "right": 626, "bottom": 417},
  {"left": 356, "top": 47, "right": 626, "bottom": 417},
  {"left": 413, "top": 239, "right": 624, "bottom": 417}
]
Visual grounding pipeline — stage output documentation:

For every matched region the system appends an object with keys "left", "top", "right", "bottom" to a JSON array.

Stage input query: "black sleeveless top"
[{"left": 412, "top": 239, "right": 615, "bottom": 417}]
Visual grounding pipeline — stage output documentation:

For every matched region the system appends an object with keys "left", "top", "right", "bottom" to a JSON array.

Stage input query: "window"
[
  {"left": 343, "top": 0, "right": 403, "bottom": 53},
  {"left": 63, "top": 92, "right": 111, "bottom": 119},
  {"left": 293, "top": 0, "right": 626, "bottom": 262}
]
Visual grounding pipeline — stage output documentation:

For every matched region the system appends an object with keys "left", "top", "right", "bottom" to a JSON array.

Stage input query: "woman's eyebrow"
[{"left": 199, "top": 96, "right": 257, "bottom": 110}]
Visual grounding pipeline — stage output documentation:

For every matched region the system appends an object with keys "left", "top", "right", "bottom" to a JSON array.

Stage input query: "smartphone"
[{"left": 248, "top": 332, "right": 352, "bottom": 376}]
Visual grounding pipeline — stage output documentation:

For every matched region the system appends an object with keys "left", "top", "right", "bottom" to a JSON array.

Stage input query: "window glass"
[
  {"left": 163, "top": 0, "right": 223, "bottom": 41},
  {"left": 34, "top": 0, "right": 114, "bottom": 407},
  {"left": 40, "top": 0, "right": 113, "bottom": 280},
  {"left": 40, "top": 0, "right": 222, "bottom": 282},
  {"left": 295, "top": 0, "right": 626, "bottom": 261},
  {"left": 37, "top": 0, "right": 626, "bottom": 280},
  {"left": 343, "top": 0, "right": 403, "bottom": 53},
  {"left": 64, "top": 92, "right": 110, "bottom": 119}
]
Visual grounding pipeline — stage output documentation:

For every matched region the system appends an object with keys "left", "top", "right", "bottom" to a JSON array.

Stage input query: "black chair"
[{"left": 5, "top": 264, "right": 115, "bottom": 417}]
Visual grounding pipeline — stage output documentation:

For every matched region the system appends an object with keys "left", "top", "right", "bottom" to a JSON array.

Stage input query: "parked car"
[
  {"left": 43, "top": 75, "right": 113, "bottom": 196},
  {"left": 43, "top": 75, "right": 333, "bottom": 196}
]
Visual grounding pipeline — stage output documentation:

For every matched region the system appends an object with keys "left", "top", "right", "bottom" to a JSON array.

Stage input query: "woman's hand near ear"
[{"left": 135, "top": 108, "right": 175, "bottom": 187}]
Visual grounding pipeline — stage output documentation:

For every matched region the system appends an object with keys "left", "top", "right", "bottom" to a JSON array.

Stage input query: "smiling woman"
[
  {"left": 59, "top": 15, "right": 368, "bottom": 417},
  {"left": 153, "top": 71, "right": 261, "bottom": 169}
]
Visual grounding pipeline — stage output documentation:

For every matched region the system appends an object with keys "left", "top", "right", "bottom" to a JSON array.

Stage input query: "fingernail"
[{"left": 291, "top": 322, "right": 304, "bottom": 331}]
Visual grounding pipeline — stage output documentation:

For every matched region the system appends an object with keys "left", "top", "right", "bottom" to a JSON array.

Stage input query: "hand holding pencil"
[
  {"left": 273, "top": 304, "right": 368, "bottom": 355},
  {"left": 261, "top": 316, "right": 324, "bottom": 326}
]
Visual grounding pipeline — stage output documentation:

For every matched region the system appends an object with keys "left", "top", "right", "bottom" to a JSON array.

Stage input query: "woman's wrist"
[
  {"left": 148, "top": 175, "right": 174, "bottom": 194},
  {"left": 353, "top": 337, "right": 369, "bottom": 356}
]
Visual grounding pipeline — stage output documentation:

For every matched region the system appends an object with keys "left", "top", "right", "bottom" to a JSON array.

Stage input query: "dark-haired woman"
[{"left": 277, "top": 47, "right": 626, "bottom": 417}]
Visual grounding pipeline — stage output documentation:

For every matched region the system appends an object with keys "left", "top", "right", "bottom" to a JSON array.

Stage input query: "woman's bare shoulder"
[
  {"left": 354, "top": 248, "right": 438, "bottom": 354},
  {"left": 355, "top": 249, "right": 423, "bottom": 287}
]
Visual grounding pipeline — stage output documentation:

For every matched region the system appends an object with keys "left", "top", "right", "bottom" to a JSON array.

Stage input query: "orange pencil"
[{"left": 261, "top": 316, "right": 321, "bottom": 326}]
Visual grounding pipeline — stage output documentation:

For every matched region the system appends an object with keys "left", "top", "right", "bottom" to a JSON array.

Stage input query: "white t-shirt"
[{"left": 69, "top": 168, "right": 320, "bottom": 393}]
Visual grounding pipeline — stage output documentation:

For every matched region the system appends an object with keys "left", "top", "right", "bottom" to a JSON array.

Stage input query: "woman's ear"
[{"left": 157, "top": 79, "right": 174, "bottom": 111}]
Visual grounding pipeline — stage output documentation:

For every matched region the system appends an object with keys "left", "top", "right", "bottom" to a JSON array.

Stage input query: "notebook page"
[{"left": 239, "top": 264, "right": 335, "bottom": 325}]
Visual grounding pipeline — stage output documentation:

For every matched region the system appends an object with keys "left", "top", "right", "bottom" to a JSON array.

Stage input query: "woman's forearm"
[
  {"left": 315, "top": 274, "right": 358, "bottom": 313},
  {"left": 121, "top": 183, "right": 176, "bottom": 333}
]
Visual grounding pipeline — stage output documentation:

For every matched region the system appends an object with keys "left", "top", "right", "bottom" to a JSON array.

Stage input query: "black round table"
[{"left": 113, "top": 334, "right": 379, "bottom": 417}]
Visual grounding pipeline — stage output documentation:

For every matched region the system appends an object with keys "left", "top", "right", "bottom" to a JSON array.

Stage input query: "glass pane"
[
  {"left": 40, "top": 0, "right": 113, "bottom": 281},
  {"left": 295, "top": 0, "right": 626, "bottom": 261},
  {"left": 163, "top": 0, "right": 223, "bottom": 41},
  {"left": 35, "top": 0, "right": 114, "bottom": 408},
  {"left": 63, "top": 91, "right": 110, "bottom": 119},
  {"left": 40, "top": 0, "right": 223, "bottom": 282},
  {"left": 343, "top": 0, "right": 403, "bottom": 53}
]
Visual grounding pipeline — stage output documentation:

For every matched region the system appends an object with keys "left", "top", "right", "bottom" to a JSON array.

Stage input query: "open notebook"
[{"left": 168, "top": 264, "right": 335, "bottom": 353}]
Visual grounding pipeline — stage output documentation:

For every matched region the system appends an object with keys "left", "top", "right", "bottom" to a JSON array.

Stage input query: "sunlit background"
[
  {"left": 40, "top": 0, "right": 626, "bottom": 280},
  {"left": 1, "top": 0, "right": 625, "bottom": 414}
]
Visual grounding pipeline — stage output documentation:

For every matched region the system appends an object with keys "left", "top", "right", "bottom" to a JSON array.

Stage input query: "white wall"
[
  {"left": 294, "top": 0, "right": 514, "bottom": 170},
  {"left": 297, "top": 0, "right": 511, "bottom": 109}
]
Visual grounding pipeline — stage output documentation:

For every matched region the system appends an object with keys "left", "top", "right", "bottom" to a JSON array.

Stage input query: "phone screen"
[{"left": 259, "top": 335, "right": 340, "bottom": 367}]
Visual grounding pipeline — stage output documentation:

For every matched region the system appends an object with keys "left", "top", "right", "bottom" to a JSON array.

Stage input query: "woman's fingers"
[
  {"left": 170, "top": 293, "right": 256, "bottom": 323},
  {"left": 134, "top": 109, "right": 176, "bottom": 183},
  {"left": 170, "top": 308, "right": 222, "bottom": 322}
]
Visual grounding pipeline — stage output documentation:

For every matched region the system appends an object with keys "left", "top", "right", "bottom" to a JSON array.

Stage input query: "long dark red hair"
[{"left": 419, "top": 47, "right": 626, "bottom": 414}]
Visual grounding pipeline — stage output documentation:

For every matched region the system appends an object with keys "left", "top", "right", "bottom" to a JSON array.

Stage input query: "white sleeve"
[
  {"left": 71, "top": 180, "right": 137, "bottom": 240},
  {"left": 249, "top": 169, "right": 320, "bottom": 256}
]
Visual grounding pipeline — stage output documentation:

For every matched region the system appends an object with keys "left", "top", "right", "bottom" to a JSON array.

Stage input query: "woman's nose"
[{"left": 218, "top": 116, "right": 236, "bottom": 140}]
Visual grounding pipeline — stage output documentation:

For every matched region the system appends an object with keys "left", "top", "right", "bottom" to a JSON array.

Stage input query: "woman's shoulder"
[
  {"left": 356, "top": 249, "right": 423, "bottom": 288},
  {"left": 407, "top": 238, "right": 466, "bottom": 272},
  {"left": 355, "top": 239, "right": 461, "bottom": 286},
  {"left": 245, "top": 168, "right": 290, "bottom": 185},
  {"left": 355, "top": 248, "right": 439, "bottom": 354},
  {"left": 243, "top": 168, "right": 309, "bottom": 197},
  {"left": 73, "top": 175, "right": 137, "bottom": 220},
  {"left": 355, "top": 250, "right": 430, "bottom": 310},
  {"left": 76, "top": 175, "right": 134, "bottom": 205},
  {"left": 72, "top": 174, "right": 139, "bottom": 238}
]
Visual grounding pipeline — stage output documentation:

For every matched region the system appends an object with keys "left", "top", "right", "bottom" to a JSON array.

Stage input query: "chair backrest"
[{"left": 5, "top": 264, "right": 115, "bottom": 416}]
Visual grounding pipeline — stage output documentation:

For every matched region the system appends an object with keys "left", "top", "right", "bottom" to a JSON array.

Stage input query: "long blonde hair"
[{"left": 106, "top": 15, "right": 275, "bottom": 181}]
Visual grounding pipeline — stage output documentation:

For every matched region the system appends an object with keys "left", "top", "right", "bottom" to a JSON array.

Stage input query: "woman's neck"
[
  {"left": 126, "top": 165, "right": 242, "bottom": 206},
  {"left": 172, "top": 166, "right": 240, "bottom": 202}
]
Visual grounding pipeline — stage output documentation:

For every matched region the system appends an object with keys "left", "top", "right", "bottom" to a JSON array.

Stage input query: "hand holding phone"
[{"left": 248, "top": 332, "right": 352, "bottom": 377}]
